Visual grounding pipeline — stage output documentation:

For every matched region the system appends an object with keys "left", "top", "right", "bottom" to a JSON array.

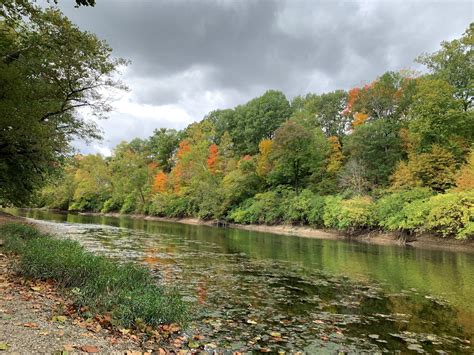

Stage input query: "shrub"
[
  {"left": 375, "top": 188, "right": 434, "bottom": 231},
  {"left": 149, "top": 193, "right": 191, "bottom": 218},
  {"left": 120, "top": 193, "right": 137, "bottom": 214},
  {"left": 425, "top": 191, "right": 474, "bottom": 239},
  {"left": 323, "top": 196, "right": 375, "bottom": 232},
  {"left": 0, "top": 223, "right": 187, "bottom": 327},
  {"left": 396, "top": 198, "right": 431, "bottom": 233},
  {"left": 283, "top": 189, "right": 309, "bottom": 224},
  {"left": 282, "top": 189, "right": 327, "bottom": 226},
  {"left": 228, "top": 189, "right": 288, "bottom": 224},
  {"left": 306, "top": 194, "right": 327, "bottom": 227}
]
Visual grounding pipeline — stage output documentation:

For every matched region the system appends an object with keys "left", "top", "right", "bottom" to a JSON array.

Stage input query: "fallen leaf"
[
  {"left": 31, "top": 286, "right": 42, "bottom": 292},
  {"left": 119, "top": 328, "right": 130, "bottom": 335},
  {"left": 0, "top": 342, "right": 9, "bottom": 351},
  {"left": 23, "top": 322, "right": 38, "bottom": 328},
  {"left": 81, "top": 345, "right": 99, "bottom": 353},
  {"left": 52, "top": 315, "right": 67, "bottom": 323},
  {"left": 246, "top": 319, "right": 257, "bottom": 325}
]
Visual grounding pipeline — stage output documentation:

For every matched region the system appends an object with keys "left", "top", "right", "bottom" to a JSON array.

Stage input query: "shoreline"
[
  {"left": 4, "top": 209, "right": 473, "bottom": 253},
  {"left": 67, "top": 210, "right": 474, "bottom": 253}
]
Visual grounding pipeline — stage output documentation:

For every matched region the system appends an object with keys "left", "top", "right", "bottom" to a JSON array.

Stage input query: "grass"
[{"left": 0, "top": 222, "right": 187, "bottom": 328}]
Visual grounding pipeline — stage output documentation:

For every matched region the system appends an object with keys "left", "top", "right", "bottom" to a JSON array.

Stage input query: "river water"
[{"left": 5, "top": 209, "right": 473, "bottom": 353}]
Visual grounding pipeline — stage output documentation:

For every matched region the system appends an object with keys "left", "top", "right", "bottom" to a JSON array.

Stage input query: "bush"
[
  {"left": 228, "top": 189, "right": 288, "bottom": 224},
  {"left": 149, "top": 193, "right": 191, "bottom": 218},
  {"left": 283, "top": 189, "right": 326, "bottom": 226},
  {"left": 323, "top": 196, "right": 375, "bottom": 232},
  {"left": 283, "top": 189, "right": 309, "bottom": 224},
  {"left": 425, "top": 191, "right": 474, "bottom": 239},
  {"left": 306, "top": 194, "right": 327, "bottom": 227},
  {"left": 395, "top": 198, "right": 431, "bottom": 233},
  {"left": 375, "top": 188, "right": 434, "bottom": 231},
  {"left": 0, "top": 223, "right": 187, "bottom": 327}
]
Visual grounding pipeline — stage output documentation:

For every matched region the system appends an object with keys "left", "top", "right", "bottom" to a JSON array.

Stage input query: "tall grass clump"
[{"left": 0, "top": 223, "right": 187, "bottom": 327}]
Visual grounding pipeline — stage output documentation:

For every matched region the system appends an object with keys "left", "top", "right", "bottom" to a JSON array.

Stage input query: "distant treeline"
[{"left": 38, "top": 25, "right": 474, "bottom": 239}]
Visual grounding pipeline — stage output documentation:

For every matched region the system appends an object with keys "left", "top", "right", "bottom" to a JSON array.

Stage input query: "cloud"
[{"left": 55, "top": 0, "right": 473, "bottom": 154}]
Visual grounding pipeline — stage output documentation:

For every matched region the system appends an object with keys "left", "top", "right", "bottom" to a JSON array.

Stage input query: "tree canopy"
[{"left": 0, "top": 2, "right": 126, "bottom": 204}]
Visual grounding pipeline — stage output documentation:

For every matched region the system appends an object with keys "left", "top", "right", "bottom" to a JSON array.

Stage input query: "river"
[{"left": 5, "top": 208, "right": 473, "bottom": 353}]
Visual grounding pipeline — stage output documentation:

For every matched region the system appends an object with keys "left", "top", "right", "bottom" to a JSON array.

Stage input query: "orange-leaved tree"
[
  {"left": 152, "top": 171, "right": 168, "bottom": 193},
  {"left": 207, "top": 143, "right": 220, "bottom": 174}
]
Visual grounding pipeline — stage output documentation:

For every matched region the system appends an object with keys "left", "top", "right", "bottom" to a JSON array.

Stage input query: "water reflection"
[{"left": 5, "top": 208, "right": 473, "bottom": 352}]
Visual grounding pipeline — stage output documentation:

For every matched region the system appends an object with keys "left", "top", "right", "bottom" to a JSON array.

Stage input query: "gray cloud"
[{"left": 55, "top": 0, "right": 473, "bottom": 154}]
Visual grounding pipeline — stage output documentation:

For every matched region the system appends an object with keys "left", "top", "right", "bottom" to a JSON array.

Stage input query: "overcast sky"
[{"left": 58, "top": 0, "right": 473, "bottom": 156}]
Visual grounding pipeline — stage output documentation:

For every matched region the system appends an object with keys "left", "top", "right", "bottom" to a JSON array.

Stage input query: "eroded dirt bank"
[{"left": 70, "top": 211, "right": 474, "bottom": 253}]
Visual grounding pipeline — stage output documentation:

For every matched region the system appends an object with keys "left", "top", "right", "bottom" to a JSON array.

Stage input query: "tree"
[
  {"left": 344, "top": 71, "right": 415, "bottom": 123},
  {"left": 207, "top": 143, "right": 220, "bottom": 174},
  {"left": 0, "top": 4, "right": 126, "bottom": 204},
  {"left": 338, "top": 158, "right": 370, "bottom": 195},
  {"left": 291, "top": 91, "right": 350, "bottom": 137},
  {"left": 417, "top": 23, "right": 473, "bottom": 111},
  {"left": 391, "top": 145, "right": 457, "bottom": 192},
  {"left": 147, "top": 128, "right": 181, "bottom": 173},
  {"left": 408, "top": 77, "right": 473, "bottom": 157},
  {"left": 152, "top": 171, "right": 168, "bottom": 193},
  {"left": 70, "top": 154, "right": 111, "bottom": 211},
  {"left": 326, "top": 136, "right": 344, "bottom": 174},
  {"left": 256, "top": 139, "right": 273, "bottom": 178},
  {"left": 106, "top": 142, "right": 154, "bottom": 213},
  {"left": 455, "top": 150, "right": 474, "bottom": 191},
  {"left": 344, "top": 120, "right": 405, "bottom": 186},
  {"left": 269, "top": 121, "right": 322, "bottom": 194},
  {"left": 230, "top": 90, "right": 292, "bottom": 155}
]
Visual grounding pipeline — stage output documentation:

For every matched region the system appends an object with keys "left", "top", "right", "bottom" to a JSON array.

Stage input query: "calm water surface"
[{"left": 5, "top": 209, "right": 473, "bottom": 353}]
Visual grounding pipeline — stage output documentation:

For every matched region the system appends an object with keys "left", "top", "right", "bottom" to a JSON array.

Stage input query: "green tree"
[
  {"left": 344, "top": 120, "right": 404, "bottom": 186},
  {"left": 291, "top": 90, "right": 350, "bottom": 137},
  {"left": 269, "top": 121, "right": 326, "bottom": 194},
  {"left": 408, "top": 77, "right": 473, "bottom": 157},
  {"left": 106, "top": 142, "right": 154, "bottom": 213},
  {"left": 0, "top": 4, "right": 126, "bottom": 204},
  {"left": 147, "top": 128, "right": 181, "bottom": 173},
  {"left": 231, "top": 90, "right": 292, "bottom": 155},
  {"left": 417, "top": 23, "right": 473, "bottom": 111}
]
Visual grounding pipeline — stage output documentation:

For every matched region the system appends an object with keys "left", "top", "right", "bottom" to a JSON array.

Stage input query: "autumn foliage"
[
  {"left": 207, "top": 144, "right": 220, "bottom": 174},
  {"left": 152, "top": 171, "right": 168, "bottom": 193}
]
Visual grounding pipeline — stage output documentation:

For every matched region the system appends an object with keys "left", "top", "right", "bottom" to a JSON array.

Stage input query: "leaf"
[
  {"left": 23, "top": 322, "right": 38, "bottom": 328},
  {"left": 188, "top": 340, "right": 199, "bottom": 349},
  {"left": 52, "top": 315, "right": 67, "bottom": 323},
  {"left": 246, "top": 319, "right": 257, "bottom": 325},
  {"left": 0, "top": 342, "right": 9, "bottom": 351},
  {"left": 31, "top": 286, "right": 42, "bottom": 292},
  {"left": 80, "top": 345, "right": 99, "bottom": 353},
  {"left": 269, "top": 331, "right": 282, "bottom": 338}
]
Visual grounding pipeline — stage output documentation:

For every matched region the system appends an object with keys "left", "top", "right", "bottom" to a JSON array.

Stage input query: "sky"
[{"left": 57, "top": 0, "right": 473, "bottom": 156}]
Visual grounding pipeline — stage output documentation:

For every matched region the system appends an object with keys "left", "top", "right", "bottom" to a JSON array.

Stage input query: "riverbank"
[
  {"left": 69, "top": 210, "right": 474, "bottom": 253},
  {"left": 0, "top": 214, "right": 189, "bottom": 353}
]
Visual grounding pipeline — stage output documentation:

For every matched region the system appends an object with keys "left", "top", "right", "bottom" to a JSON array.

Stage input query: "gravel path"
[
  {"left": 0, "top": 252, "right": 145, "bottom": 354},
  {"left": 0, "top": 213, "right": 146, "bottom": 354}
]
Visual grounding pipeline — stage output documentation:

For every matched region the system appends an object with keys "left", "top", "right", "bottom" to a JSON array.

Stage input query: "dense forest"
[{"left": 19, "top": 19, "right": 474, "bottom": 239}]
